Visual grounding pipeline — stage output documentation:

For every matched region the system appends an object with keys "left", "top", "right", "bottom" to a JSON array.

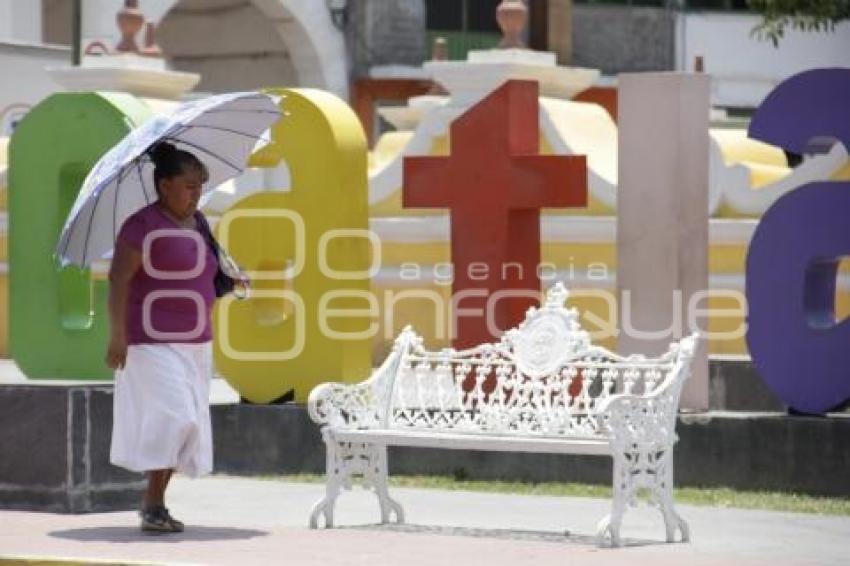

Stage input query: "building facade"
[{"left": 0, "top": 1, "right": 848, "bottom": 110}]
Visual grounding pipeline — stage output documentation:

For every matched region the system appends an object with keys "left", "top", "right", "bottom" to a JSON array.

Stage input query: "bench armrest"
[
  {"left": 598, "top": 392, "right": 682, "bottom": 449},
  {"left": 307, "top": 328, "right": 416, "bottom": 430},
  {"left": 597, "top": 334, "right": 699, "bottom": 449},
  {"left": 308, "top": 380, "right": 382, "bottom": 430}
]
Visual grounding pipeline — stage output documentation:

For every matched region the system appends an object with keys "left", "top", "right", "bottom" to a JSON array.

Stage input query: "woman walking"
[{"left": 106, "top": 142, "right": 217, "bottom": 533}]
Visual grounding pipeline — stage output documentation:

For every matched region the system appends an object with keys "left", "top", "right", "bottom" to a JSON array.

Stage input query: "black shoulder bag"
[{"left": 195, "top": 213, "right": 238, "bottom": 298}]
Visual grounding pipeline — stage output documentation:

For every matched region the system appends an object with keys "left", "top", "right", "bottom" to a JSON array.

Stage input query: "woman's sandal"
[{"left": 140, "top": 505, "right": 185, "bottom": 533}]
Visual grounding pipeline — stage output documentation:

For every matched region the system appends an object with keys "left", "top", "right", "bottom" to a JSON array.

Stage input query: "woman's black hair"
[{"left": 146, "top": 142, "right": 209, "bottom": 195}]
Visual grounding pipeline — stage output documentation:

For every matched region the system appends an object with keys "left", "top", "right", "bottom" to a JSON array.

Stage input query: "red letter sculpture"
[{"left": 403, "top": 80, "right": 588, "bottom": 347}]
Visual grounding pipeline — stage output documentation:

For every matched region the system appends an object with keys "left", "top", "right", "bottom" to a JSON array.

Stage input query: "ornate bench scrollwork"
[{"left": 307, "top": 282, "right": 698, "bottom": 546}]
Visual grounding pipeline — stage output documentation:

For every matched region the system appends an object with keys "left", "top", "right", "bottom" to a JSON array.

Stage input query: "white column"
[
  {"left": 617, "top": 72, "right": 710, "bottom": 411},
  {"left": 0, "top": 0, "right": 42, "bottom": 44},
  {"left": 0, "top": 1, "right": 12, "bottom": 41}
]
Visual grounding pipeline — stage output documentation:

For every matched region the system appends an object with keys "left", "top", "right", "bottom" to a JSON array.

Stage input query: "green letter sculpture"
[{"left": 9, "top": 92, "right": 151, "bottom": 378}]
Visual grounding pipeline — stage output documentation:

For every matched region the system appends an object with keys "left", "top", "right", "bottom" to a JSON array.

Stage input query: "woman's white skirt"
[{"left": 110, "top": 342, "right": 213, "bottom": 477}]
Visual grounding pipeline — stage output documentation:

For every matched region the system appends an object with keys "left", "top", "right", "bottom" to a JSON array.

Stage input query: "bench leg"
[
  {"left": 596, "top": 448, "right": 690, "bottom": 546},
  {"left": 370, "top": 445, "right": 405, "bottom": 525},
  {"left": 309, "top": 437, "right": 405, "bottom": 528},
  {"left": 596, "top": 453, "right": 630, "bottom": 547},
  {"left": 309, "top": 437, "right": 344, "bottom": 528},
  {"left": 655, "top": 450, "right": 690, "bottom": 543}
]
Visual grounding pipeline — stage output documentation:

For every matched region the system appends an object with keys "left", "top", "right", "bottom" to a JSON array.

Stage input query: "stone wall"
[
  {"left": 345, "top": 2, "right": 676, "bottom": 78},
  {"left": 211, "top": 400, "right": 850, "bottom": 497},
  {"left": 572, "top": 5, "right": 676, "bottom": 74},
  {"left": 347, "top": 0, "right": 427, "bottom": 77},
  {"left": 0, "top": 384, "right": 144, "bottom": 513}
]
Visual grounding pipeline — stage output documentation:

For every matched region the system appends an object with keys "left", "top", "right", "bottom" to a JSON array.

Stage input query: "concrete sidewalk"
[{"left": 1, "top": 476, "right": 847, "bottom": 565}]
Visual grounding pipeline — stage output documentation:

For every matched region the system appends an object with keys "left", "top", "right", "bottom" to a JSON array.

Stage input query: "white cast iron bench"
[{"left": 307, "top": 283, "right": 698, "bottom": 546}]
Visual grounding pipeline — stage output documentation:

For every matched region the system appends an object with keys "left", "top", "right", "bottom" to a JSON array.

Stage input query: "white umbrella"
[{"left": 55, "top": 91, "right": 283, "bottom": 267}]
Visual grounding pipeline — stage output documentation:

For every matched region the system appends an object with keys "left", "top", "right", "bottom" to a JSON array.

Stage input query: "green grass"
[{"left": 266, "top": 473, "right": 850, "bottom": 517}]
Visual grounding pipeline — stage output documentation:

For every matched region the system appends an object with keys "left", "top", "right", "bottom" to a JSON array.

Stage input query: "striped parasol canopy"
[{"left": 55, "top": 91, "right": 283, "bottom": 267}]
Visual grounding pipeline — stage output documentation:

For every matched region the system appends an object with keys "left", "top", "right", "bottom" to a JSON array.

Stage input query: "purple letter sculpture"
[{"left": 746, "top": 68, "right": 850, "bottom": 414}]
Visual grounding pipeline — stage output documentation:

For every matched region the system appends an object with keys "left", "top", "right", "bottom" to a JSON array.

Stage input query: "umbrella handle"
[{"left": 232, "top": 277, "right": 251, "bottom": 300}]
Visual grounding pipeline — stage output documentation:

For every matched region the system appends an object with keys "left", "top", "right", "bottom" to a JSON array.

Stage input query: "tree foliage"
[{"left": 748, "top": 0, "right": 850, "bottom": 46}]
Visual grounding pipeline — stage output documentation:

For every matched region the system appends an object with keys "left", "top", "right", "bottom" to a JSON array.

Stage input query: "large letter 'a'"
[{"left": 745, "top": 68, "right": 850, "bottom": 414}]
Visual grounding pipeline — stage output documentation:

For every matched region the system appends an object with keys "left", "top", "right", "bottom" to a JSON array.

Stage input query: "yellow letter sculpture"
[{"left": 214, "top": 89, "right": 373, "bottom": 403}]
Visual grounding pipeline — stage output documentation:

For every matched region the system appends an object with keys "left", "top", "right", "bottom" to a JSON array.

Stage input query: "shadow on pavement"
[
  {"left": 346, "top": 523, "right": 662, "bottom": 548},
  {"left": 49, "top": 526, "right": 269, "bottom": 543}
]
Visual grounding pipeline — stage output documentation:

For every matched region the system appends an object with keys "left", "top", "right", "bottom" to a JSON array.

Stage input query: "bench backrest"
[{"left": 380, "top": 283, "right": 697, "bottom": 439}]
